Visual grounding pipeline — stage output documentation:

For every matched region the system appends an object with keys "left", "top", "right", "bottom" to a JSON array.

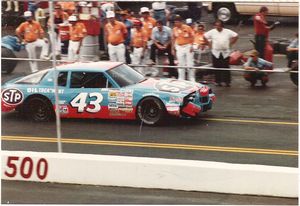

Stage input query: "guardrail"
[
  {"left": 1, "top": 57, "right": 297, "bottom": 73},
  {"left": 1, "top": 150, "right": 298, "bottom": 198}
]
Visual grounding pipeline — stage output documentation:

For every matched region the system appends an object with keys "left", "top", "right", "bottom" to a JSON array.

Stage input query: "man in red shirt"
[{"left": 254, "top": 6, "right": 277, "bottom": 59}]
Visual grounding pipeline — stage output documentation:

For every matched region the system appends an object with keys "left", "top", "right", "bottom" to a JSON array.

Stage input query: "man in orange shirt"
[
  {"left": 57, "top": 1, "right": 76, "bottom": 16},
  {"left": 16, "top": 11, "right": 49, "bottom": 73},
  {"left": 130, "top": 19, "right": 148, "bottom": 74},
  {"left": 172, "top": 15, "right": 195, "bottom": 81},
  {"left": 140, "top": 7, "right": 156, "bottom": 65},
  {"left": 68, "top": 15, "right": 87, "bottom": 61},
  {"left": 193, "top": 23, "right": 209, "bottom": 65},
  {"left": 104, "top": 11, "right": 127, "bottom": 62}
]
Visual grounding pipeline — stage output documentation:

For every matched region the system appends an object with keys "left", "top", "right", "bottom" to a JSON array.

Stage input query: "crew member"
[
  {"left": 150, "top": 20, "right": 175, "bottom": 77},
  {"left": 254, "top": 6, "right": 277, "bottom": 59},
  {"left": 130, "top": 19, "right": 148, "bottom": 74},
  {"left": 204, "top": 20, "right": 238, "bottom": 87},
  {"left": 47, "top": 4, "right": 69, "bottom": 56},
  {"left": 119, "top": 10, "right": 133, "bottom": 64},
  {"left": 286, "top": 33, "right": 298, "bottom": 68},
  {"left": 193, "top": 23, "right": 209, "bottom": 65},
  {"left": 16, "top": 11, "right": 49, "bottom": 73},
  {"left": 172, "top": 15, "right": 195, "bottom": 81},
  {"left": 140, "top": 7, "right": 156, "bottom": 65},
  {"left": 243, "top": 50, "right": 273, "bottom": 87},
  {"left": 68, "top": 15, "right": 87, "bottom": 61},
  {"left": 104, "top": 11, "right": 127, "bottom": 62},
  {"left": 57, "top": 1, "right": 76, "bottom": 16}
]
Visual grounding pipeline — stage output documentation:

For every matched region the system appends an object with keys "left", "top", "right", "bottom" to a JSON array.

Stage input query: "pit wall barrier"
[{"left": 1, "top": 150, "right": 298, "bottom": 198}]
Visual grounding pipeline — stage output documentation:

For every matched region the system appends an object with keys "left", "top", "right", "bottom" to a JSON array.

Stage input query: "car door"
[{"left": 64, "top": 71, "right": 115, "bottom": 119}]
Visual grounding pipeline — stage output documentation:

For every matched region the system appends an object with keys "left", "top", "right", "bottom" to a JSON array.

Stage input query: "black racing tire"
[
  {"left": 137, "top": 97, "right": 166, "bottom": 125},
  {"left": 24, "top": 96, "right": 55, "bottom": 122},
  {"left": 1, "top": 47, "right": 17, "bottom": 74},
  {"left": 213, "top": 3, "right": 237, "bottom": 24}
]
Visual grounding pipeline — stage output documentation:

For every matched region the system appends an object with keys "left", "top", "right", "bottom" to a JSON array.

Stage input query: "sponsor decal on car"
[
  {"left": 155, "top": 80, "right": 196, "bottom": 93},
  {"left": 59, "top": 105, "right": 69, "bottom": 114},
  {"left": 1, "top": 88, "right": 24, "bottom": 106},
  {"left": 27, "top": 88, "right": 65, "bottom": 94}
]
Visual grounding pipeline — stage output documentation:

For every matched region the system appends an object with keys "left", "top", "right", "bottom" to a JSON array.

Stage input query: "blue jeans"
[{"left": 153, "top": 10, "right": 166, "bottom": 25}]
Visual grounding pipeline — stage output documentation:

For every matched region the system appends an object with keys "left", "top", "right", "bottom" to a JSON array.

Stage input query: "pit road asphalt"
[{"left": 1, "top": 13, "right": 298, "bottom": 204}]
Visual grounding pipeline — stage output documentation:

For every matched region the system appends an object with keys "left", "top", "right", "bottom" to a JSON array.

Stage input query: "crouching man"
[{"left": 243, "top": 50, "right": 273, "bottom": 87}]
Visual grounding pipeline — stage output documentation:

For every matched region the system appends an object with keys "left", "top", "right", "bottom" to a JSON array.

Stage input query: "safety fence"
[{"left": 1, "top": 57, "right": 297, "bottom": 73}]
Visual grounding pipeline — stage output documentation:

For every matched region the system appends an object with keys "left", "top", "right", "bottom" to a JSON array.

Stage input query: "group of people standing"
[
  {"left": 103, "top": 7, "right": 240, "bottom": 84},
  {"left": 14, "top": 3, "right": 297, "bottom": 88}
]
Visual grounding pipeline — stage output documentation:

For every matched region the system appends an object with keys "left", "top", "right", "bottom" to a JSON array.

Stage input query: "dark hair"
[
  {"left": 260, "top": 6, "right": 268, "bottom": 13},
  {"left": 214, "top": 19, "right": 224, "bottom": 27},
  {"left": 156, "top": 20, "right": 163, "bottom": 25}
]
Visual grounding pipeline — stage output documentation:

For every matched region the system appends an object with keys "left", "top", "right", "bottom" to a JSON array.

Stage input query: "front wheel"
[
  {"left": 137, "top": 97, "right": 166, "bottom": 125},
  {"left": 24, "top": 97, "right": 54, "bottom": 122}
]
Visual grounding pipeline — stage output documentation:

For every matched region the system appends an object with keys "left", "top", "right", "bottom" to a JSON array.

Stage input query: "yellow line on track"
[
  {"left": 202, "top": 118, "right": 298, "bottom": 125},
  {"left": 2, "top": 136, "right": 298, "bottom": 156}
]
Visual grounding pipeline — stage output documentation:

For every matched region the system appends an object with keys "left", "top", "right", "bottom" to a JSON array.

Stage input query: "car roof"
[{"left": 54, "top": 61, "right": 123, "bottom": 72}]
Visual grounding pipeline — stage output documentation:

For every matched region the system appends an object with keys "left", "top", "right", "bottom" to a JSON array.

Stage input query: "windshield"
[
  {"left": 15, "top": 70, "right": 49, "bottom": 84},
  {"left": 107, "top": 64, "right": 145, "bottom": 87}
]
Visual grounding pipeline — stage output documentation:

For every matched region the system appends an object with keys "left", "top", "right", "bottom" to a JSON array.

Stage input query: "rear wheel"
[
  {"left": 24, "top": 97, "right": 54, "bottom": 122},
  {"left": 137, "top": 97, "right": 166, "bottom": 125}
]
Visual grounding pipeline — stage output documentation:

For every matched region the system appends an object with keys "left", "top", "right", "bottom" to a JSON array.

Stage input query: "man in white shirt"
[{"left": 204, "top": 20, "right": 238, "bottom": 87}]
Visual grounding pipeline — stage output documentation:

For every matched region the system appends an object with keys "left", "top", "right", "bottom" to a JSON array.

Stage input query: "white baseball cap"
[
  {"left": 106, "top": 11, "right": 115, "bottom": 18},
  {"left": 140, "top": 7, "right": 150, "bottom": 13},
  {"left": 68, "top": 15, "right": 77, "bottom": 22},
  {"left": 24, "top": 11, "right": 32, "bottom": 17},
  {"left": 186, "top": 18, "right": 193, "bottom": 25},
  {"left": 78, "top": 1, "right": 87, "bottom": 7}
]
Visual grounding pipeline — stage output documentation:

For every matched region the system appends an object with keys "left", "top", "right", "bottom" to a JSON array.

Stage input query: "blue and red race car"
[{"left": 1, "top": 61, "right": 216, "bottom": 125}]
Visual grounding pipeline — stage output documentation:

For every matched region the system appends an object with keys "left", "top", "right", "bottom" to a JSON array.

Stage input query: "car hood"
[{"left": 127, "top": 78, "right": 203, "bottom": 95}]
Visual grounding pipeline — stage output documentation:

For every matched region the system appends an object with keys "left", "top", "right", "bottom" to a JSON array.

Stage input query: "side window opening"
[{"left": 70, "top": 72, "right": 113, "bottom": 88}]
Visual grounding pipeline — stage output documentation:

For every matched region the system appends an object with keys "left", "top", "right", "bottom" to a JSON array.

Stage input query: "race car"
[{"left": 1, "top": 61, "right": 216, "bottom": 125}]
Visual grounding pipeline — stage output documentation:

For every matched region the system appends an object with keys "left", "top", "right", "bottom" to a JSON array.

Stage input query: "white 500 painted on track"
[{"left": 1, "top": 151, "right": 297, "bottom": 198}]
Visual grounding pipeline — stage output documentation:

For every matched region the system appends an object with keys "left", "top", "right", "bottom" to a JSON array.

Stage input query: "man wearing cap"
[
  {"left": 172, "top": 15, "right": 195, "bottom": 81},
  {"left": 119, "top": 10, "right": 133, "bottom": 64},
  {"left": 104, "top": 11, "right": 127, "bottom": 62},
  {"left": 48, "top": 4, "right": 69, "bottom": 56},
  {"left": 68, "top": 15, "right": 87, "bottom": 61},
  {"left": 16, "top": 11, "right": 49, "bottom": 73},
  {"left": 140, "top": 7, "right": 157, "bottom": 66},
  {"left": 130, "top": 19, "right": 148, "bottom": 74},
  {"left": 243, "top": 50, "right": 273, "bottom": 87}
]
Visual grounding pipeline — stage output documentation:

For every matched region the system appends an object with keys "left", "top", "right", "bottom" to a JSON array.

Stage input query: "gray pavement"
[
  {"left": 2, "top": 180, "right": 298, "bottom": 204},
  {"left": 1, "top": 12, "right": 298, "bottom": 205}
]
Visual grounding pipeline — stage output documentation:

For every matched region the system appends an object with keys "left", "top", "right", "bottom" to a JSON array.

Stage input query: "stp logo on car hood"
[
  {"left": 1, "top": 88, "right": 24, "bottom": 106},
  {"left": 155, "top": 79, "right": 196, "bottom": 93}
]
